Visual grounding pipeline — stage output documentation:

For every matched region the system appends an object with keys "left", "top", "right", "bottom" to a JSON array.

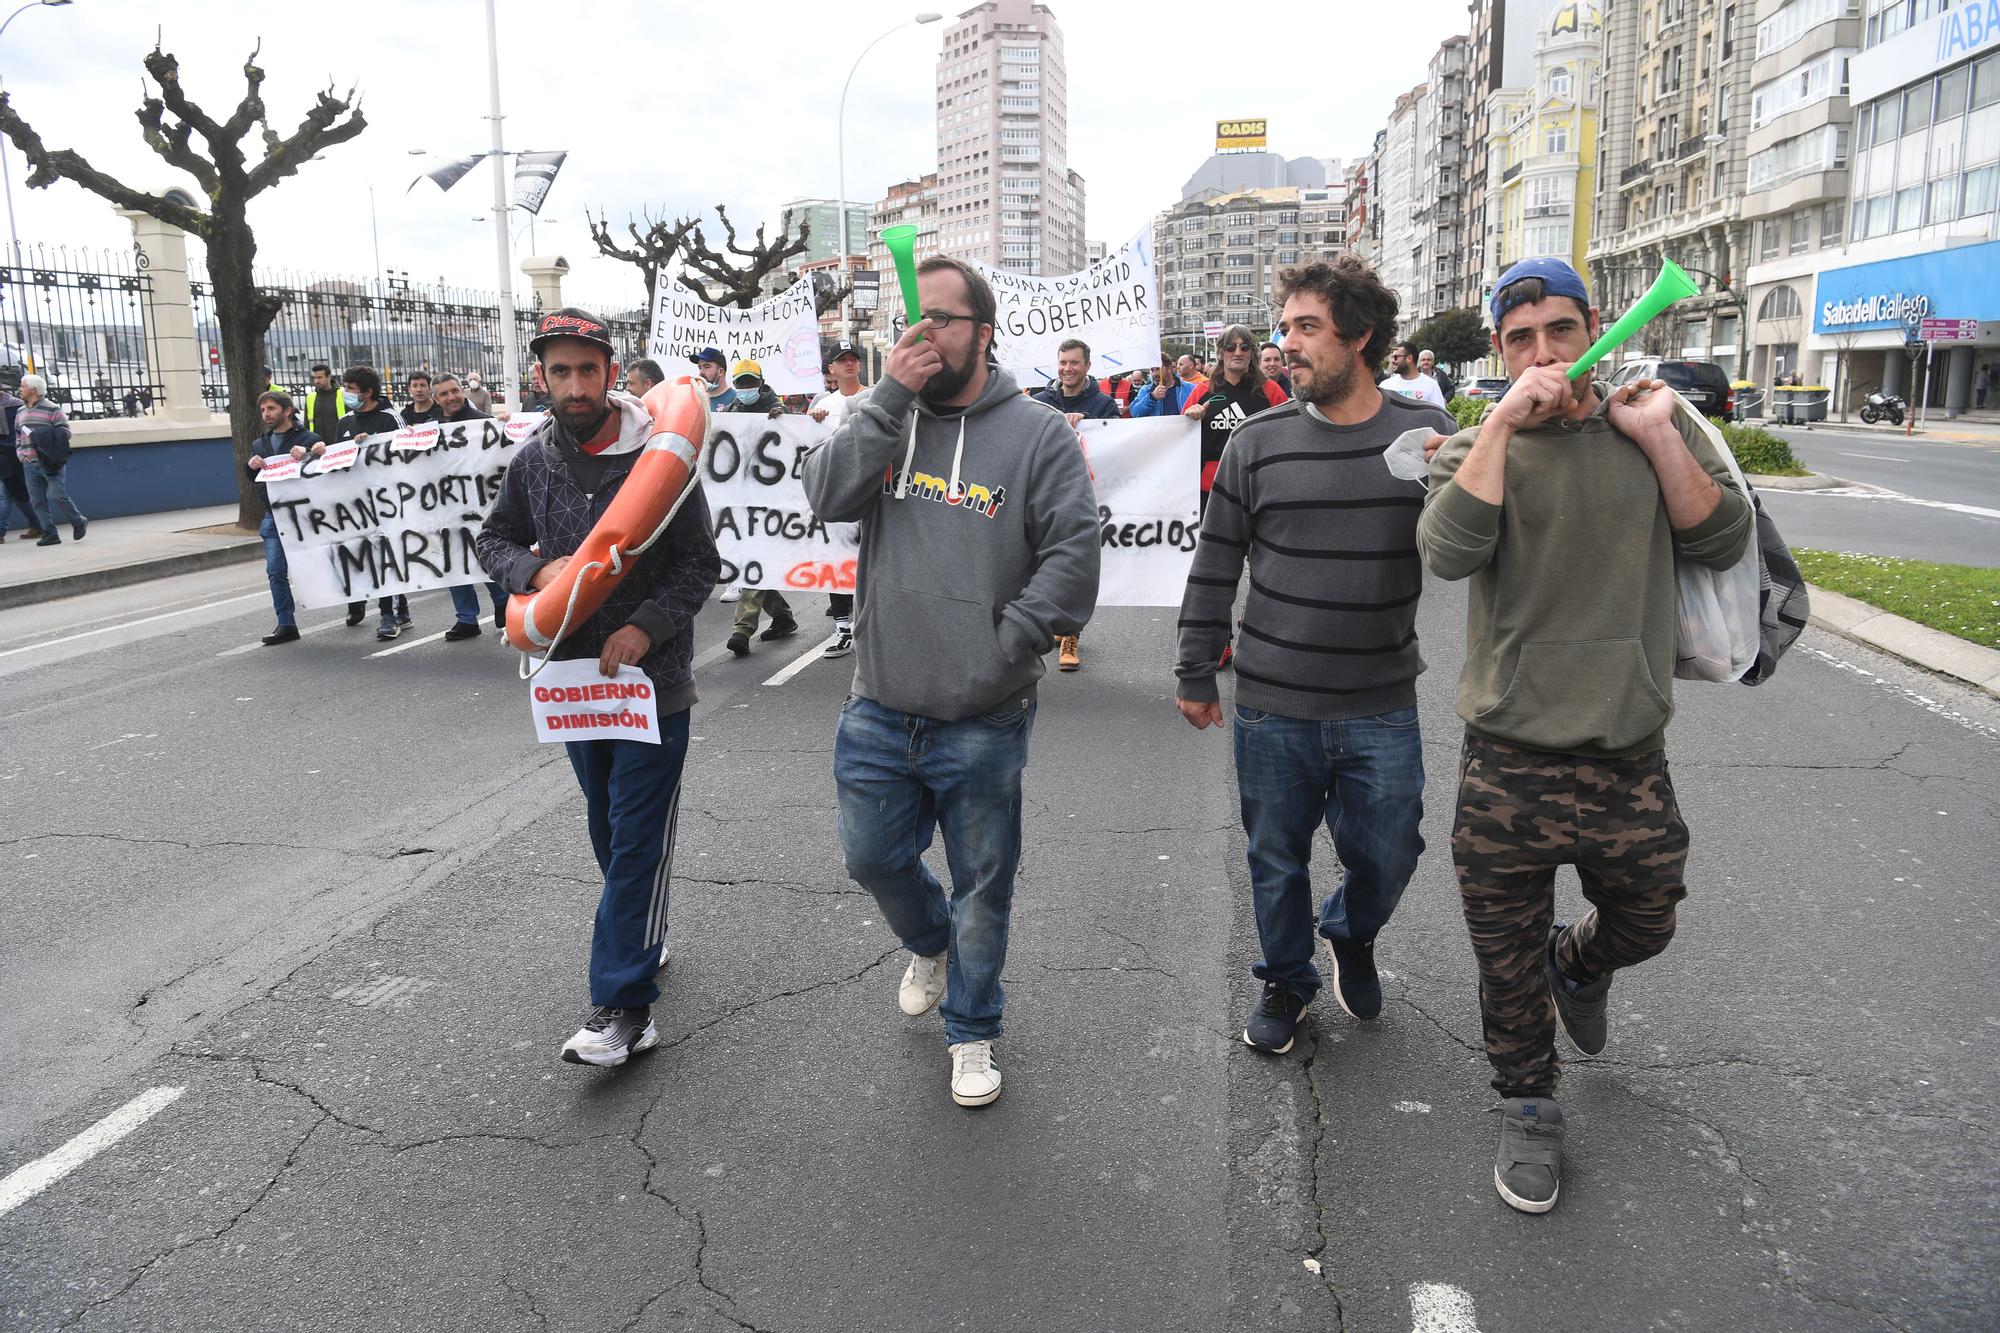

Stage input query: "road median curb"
[
  {"left": 1806, "top": 583, "right": 2000, "bottom": 698},
  {"left": 0, "top": 539, "right": 261, "bottom": 612}
]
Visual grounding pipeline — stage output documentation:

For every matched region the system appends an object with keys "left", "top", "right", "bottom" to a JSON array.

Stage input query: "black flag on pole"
[
  {"left": 512, "top": 151, "right": 568, "bottom": 215},
  {"left": 410, "top": 154, "right": 488, "bottom": 194}
]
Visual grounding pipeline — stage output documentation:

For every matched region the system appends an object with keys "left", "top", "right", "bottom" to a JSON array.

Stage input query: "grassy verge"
[
  {"left": 1713, "top": 418, "right": 1809, "bottom": 476},
  {"left": 1794, "top": 549, "right": 2000, "bottom": 648}
]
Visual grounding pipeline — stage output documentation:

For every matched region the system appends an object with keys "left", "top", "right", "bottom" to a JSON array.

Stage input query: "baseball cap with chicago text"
[{"left": 528, "top": 306, "right": 616, "bottom": 358}]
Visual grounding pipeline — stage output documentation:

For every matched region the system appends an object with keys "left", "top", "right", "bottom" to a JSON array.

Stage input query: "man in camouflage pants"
[{"left": 1417, "top": 258, "right": 1751, "bottom": 1214}]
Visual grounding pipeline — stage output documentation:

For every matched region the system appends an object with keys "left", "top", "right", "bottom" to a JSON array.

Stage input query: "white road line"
[
  {"left": 0, "top": 1086, "right": 185, "bottom": 1218},
  {"left": 762, "top": 632, "right": 841, "bottom": 686},
  {"left": 216, "top": 617, "right": 350, "bottom": 657},
  {"left": 1409, "top": 1282, "right": 1481, "bottom": 1333},
  {"left": 1839, "top": 452, "right": 1910, "bottom": 463},
  {"left": 689, "top": 641, "right": 735, "bottom": 673},
  {"left": 369, "top": 628, "right": 451, "bottom": 657},
  {"left": 0, "top": 594, "right": 267, "bottom": 661}
]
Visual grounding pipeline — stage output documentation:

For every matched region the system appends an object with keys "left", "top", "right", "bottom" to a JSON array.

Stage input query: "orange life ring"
[{"left": 505, "top": 376, "right": 710, "bottom": 655}]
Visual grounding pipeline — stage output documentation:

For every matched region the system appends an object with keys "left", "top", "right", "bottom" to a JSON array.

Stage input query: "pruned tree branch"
[
  {"left": 0, "top": 91, "right": 209, "bottom": 234},
  {"left": 243, "top": 83, "right": 365, "bottom": 196},
  {"left": 679, "top": 204, "right": 810, "bottom": 308},
  {"left": 587, "top": 206, "right": 701, "bottom": 308}
]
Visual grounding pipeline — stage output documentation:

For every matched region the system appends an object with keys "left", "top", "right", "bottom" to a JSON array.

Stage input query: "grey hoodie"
[{"left": 802, "top": 366, "right": 1099, "bottom": 721}]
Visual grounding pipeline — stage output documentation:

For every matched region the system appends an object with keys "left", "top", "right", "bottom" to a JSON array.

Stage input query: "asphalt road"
[
  {"left": 1762, "top": 425, "right": 2000, "bottom": 568},
  {"left": 2, "top": 568, "right": 1997, "bottom": 1332}
]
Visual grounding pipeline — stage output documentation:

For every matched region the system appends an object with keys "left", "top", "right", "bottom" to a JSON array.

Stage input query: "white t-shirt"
[
  {"left": 810, "top": 388, "right": 862, "bottom": 430},
  {"left": 1379, "top": 372, "right": 1448, "bottom": 408}
]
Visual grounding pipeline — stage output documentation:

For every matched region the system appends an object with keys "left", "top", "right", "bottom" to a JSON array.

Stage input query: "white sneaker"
[
  {"left": 718, "top": 588, "right": 741, "bottom": 603},
  {"left": 560, "top": 1005, "right": 658, "bottom": 1067},
  {"left": 949, "top": 1040, "right": 1002, "bottom": 1107},
  {"left": 898, "top": 950, "right": 947, "bottom": 1016}
]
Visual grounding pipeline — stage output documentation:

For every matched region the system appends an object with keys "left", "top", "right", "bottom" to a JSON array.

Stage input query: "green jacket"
[{"left": 1416, "top": 390, "right": 1752, "bottom": 758}]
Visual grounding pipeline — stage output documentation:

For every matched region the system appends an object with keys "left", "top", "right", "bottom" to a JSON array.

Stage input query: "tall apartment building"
[
  {"left": 1587, "top": 0, "right": 1758, "bottom": 376},
  {"left": 1344, "top": 152, "right": 1379, "bottom": 263},
  {"left": 1413, "top": 37, "right": 1473, "bottom": 323},
  {"left": 780, "top": 199, "right": 875, "bottom": 264},
  {"left": 860, "top": 174, "right": 941, "bottom": 340},
  {"left": 1747, "top": 0, "right": 2000, "bottom": 418},
  {"left": 1378, "top": 84, "right": 1430, "bottom": 328},
  {"left": 1153, "top": 185, "right": 1347, "bottom": 346},
  {"left": 1464, "top": 1, "right": 1566, "bottom": 309},
  {"left": 1485, "top": 4, "right": 1604, "bottom": 286},
  {"left": 933, "top": 0, "right": 1086, "bottom": 275}
]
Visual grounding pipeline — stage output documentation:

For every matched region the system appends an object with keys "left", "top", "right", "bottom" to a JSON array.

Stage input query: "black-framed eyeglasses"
[{"left": 892, "top": 310, "right": 982, "bottom": 335}]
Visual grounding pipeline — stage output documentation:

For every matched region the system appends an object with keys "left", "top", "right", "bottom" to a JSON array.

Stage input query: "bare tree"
[
  {"left": 678, "top": 205, "right": 811, "bottom": 308},
  {"left": 1827, "top": 328, "right": 1867, "bottom": 422},
  {"left": 0, "top": 44, "right": 365, "bottom": 528},
  {"left": 584, "top": 208, "right": 699, "bottom": 310}
]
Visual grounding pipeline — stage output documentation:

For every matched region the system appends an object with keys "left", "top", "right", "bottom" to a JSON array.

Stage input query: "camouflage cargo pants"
[{"left": 1452, "top": 731, "right": 1690, "bottom": 1098}]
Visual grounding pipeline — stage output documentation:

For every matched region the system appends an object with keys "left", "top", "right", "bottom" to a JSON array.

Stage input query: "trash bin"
[
  {"left": 1733, "top": 382, "right": 1765, "bottom": 420},
  {"left": 1771, "top": 385, "right": 1799, "bottom": 423},
  {"left": 1794, "top": 385, "right": 1829, "bottom": 423}
]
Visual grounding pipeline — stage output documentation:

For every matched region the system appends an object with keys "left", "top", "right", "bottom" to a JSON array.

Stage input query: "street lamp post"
[
  {"left": 0, "top": 1, "right": 76, "bottom": 268},
  {"left": 837, "top": 12, "right": 941, "bottom": 340}
]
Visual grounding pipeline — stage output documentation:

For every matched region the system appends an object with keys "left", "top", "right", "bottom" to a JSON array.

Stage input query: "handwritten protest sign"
[
  {"left": 707, "top": 413, "right": 1199, "bottom": 607},
  {"left": 262, "top": 416, "right": 532, "bottom": 608},
  {"left": 254, "top": 454, "right": 303, "bottom": 484},
  {"left": 970, "top": 228, "right": 1162, "bottom": 387},
  {"left": 646, "top": 273, "right": 824, "bottom": 396},
  {"left": 528, "top": 660, "right": 660, "bottom": 745}
]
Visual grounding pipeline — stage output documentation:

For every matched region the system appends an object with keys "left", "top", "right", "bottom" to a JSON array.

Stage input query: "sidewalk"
[
  {"left": 1807, "top": 583, "right": 2000, "bottom": 698},
  {"left": 0, "top": 504, "right": 258, "bottom": 610},
  {"left": 1764, "top": 413, "right": 2000, "bottom": 444}
]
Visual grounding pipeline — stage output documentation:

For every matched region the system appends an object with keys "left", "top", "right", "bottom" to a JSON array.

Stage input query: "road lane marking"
[
  {"left": 1839, "top": 452, "right": 1910, "bottom": 463},
  {"left": 216, "top": 617, "right": 350, "bottom": 657},
  {"left": 369, "top": 628, "right": 452, "bottom": 657},
  {"left": 1784, "top": 487, "right": 2000, "bottom": 521},
  {"left": 762, "top": 632, "right": 842, "bottom": 686},
  {"left": 1410, "top": 1282, "right": 1482, "bottom": 1333},
  {"left": 690, "top": 641, "right": 734, "bottom": 673},
  {"left": 0, "top": 1086, "right": 185, "bottom": 1217},
  {"left": 0, "top": 594, "right": 266, "bottom": 660}
]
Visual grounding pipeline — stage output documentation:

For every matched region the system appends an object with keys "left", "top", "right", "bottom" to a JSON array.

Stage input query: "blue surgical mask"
[
  {"left": 734, "top": 383, "right": 759, "bottom": 400},
  {"left": 342, "top": 391, "right": 359, "bottom": 410}
]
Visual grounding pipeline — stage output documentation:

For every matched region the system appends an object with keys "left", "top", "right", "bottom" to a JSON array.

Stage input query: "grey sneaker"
[
  {"left": 1548, "top": 922, "right": 1610, "bottom": 1056},
  {"left": 560, "top": 1005, "right": 658, "bottom": 1067},
  {"left": 1493, "top": 1096, "right": 1564, "bottom": 1213}
]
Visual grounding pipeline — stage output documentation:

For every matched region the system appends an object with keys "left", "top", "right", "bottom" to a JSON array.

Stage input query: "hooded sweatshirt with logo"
[
  {"left": 801, "top": 366, "right": 1099, "bottom": 722},
  {"left": 1185, "top": 373, "right": 1289, "bottom": 493}
]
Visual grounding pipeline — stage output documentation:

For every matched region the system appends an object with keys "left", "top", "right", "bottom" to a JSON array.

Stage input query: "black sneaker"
[
  {"left": 1242, "top": 980, "right": 1308, "bottom": 1054},
  {"left": 1324, "top": 934, "right": 1382, "bottom": 1020},
  {"left": 443, "top": 621, "right": 481, "bottom": 642},
  {"left": 726, "top": 632, "right": 750, "bottom": 657},
  {"left": 492, "top": 607, "right": 506, "bottom": 632},
  {"left": 560, "top": 1005, "right": 659, "bottom": 1067},
  {"left": 376, "top": 620, "right": 400, "bottom": 641},
  {"left": 261, "top": 625, "right": 301, "bottom": 646},
  {"left": 1493, "top": 1096, "right": 1564, "bottom": 1213},
  {"left": 71, "top": 518, "right": 87, "bottom": 541},
  {"left": 1548, "top": 922, "right": 1610, "bottom": 1056},
  {"left": 759, "top": 615, "right": 800, "bottom": 642},
  {"left": 394, "top": 605, "right": 413, "bottom": 628},
  {"left": 35, "top": 532, "right": 59, "bottom": 546},
  {"left": 346, "top": 605, "right": 366, "bottom": 627}
]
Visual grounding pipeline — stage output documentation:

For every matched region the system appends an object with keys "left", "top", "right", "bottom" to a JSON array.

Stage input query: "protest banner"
[
  {"left": 262, "top": 415, "right": 536, "bottom": 608},
  {"left": 528, "top": 660, "right": 660, "bottom": 745},
  {"left": 254, "top": 454, "right": 303, "bottom": 484},
  {"left": 646, "top": 273, "right": 824, "bottom": 396},
  {"left": 706, "top": 413, "right": 1199, "bottom": 607},
  {"left": 970, "top": 229, "right": 1162, "bottom": 387}
]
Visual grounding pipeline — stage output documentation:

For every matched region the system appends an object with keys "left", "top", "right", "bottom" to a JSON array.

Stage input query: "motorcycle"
[{"left": 1859, "top": 389, "right": 1906, "bottom": 426}]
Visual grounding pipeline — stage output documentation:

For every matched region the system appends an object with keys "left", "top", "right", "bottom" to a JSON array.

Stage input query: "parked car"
[
  {"left": 1464, "top": 377, "right": 1511, "bottom": 400},
  {"left": 1603, "top": 358, "right": 1735, "bottom": 420}
]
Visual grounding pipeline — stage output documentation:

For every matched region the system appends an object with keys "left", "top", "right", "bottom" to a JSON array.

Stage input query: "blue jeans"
[
  {"left": 23, "top": 458, "right": 84, "bottom": 531},
  {"left": 448, "top": 584, "right": 482, "bottom": 624},
  {"left": 1233, "top": 703, "right": 1426, "bottom": 1002},
  {"left": 258, "top": 513, "right": 296, "bottom": 627},
  {"left": 833, "top": 694, "right": 1036, "bottom": 1044},
  {"left": 565, "top": 709, "right": 691, "bottom": 1009}
]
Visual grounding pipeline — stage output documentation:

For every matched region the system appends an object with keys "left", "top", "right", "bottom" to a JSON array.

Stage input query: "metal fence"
[
  {"left": 0, "top": 245, "right": 166, "bottom": 418},
  {"left": 191, "top": 275, "right": 647, "bottom": 410}
]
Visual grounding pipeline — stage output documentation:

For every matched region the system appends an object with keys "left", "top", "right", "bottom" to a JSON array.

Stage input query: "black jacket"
[
  {"left": 400, "top": 402, "right": 444, "bottom": 426},
  {"left": 727, "top": 386, "right": 784, "bottom": 415},
  {"left": 246, "top": 423, "right": 321, "bottom": 479},
  {"left": 332, "top": 404, "right": 402, "bottom": 442}
]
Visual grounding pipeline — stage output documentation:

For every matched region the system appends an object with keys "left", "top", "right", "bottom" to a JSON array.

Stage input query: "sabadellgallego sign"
[
  {"left": 969, "top": 229, "right": 1162, "bottom": 387},
  {"left": 702, "top": 412, "right": 1198, "bottom": 607},
  {"left": 645, "top": 273, "right": 824, "bottom": 395},
  {"left": 262, "top": 416, "right": 540, "bottom": 608},
  {"left": 1812, "top": 239, "right": 2000, "bottom": 334}
]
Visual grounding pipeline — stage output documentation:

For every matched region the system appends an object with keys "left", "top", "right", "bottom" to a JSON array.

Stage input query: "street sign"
[
  {"left": 207, "top": 346, "right": 220, "bottom": 366},
  {"left": 1918, "top": 317, "right": 1979, "bottom": 341}
]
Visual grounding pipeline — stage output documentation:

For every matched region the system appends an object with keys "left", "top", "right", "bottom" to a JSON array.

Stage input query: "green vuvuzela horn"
[
  {"left": 1566, "top": 258, "right": 1699, "bottom": 381},
  {"left": 882, "top": 224, "right": 923, "bottom": 340}
]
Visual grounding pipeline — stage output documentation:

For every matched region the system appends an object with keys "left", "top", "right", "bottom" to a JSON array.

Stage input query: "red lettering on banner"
[{"left": 783, "top": 559, "right": 858, "bottom": 591}]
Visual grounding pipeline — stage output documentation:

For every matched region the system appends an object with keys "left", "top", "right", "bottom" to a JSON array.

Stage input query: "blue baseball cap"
[
  {"left": 688, "top": 347, "right": 725, "bottom": 366},
  {"left": 1490, "top": 257, "right": 1591, "bottom": 329}
]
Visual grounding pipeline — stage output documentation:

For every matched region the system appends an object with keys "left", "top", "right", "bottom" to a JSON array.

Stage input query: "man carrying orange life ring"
[{"left": 476, "top": 307, "right": 722, "bottom": 1067}]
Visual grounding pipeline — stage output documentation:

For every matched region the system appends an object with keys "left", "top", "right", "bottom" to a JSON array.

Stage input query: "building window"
[
  {"left": 1721, "top": 5, "right": 1736, "bottom": 58},
  {"left": 1930, "top": 176, "right": 1960, "bottom": 224},
  {"left": 1822, "top": 201, "right": 1843, "bottom": 245},
  {"left": 1789, "top": 210, "right": 1811, "bottom": 254},
  {"left": 1894, "top": 185, "right": 1923, "bottom": 230},
  {"left": 1277, "top": 250, "right": 1300, "bottom": 265},
  {"left": 1760, "top": 219, "right": 1781, "bottom": 260},
  {"left": 1226, "top": 254, "right": 1255, "bottom": 268},
  {"left": 1545, "top": 127, "right": 1569, "bottom": 153},
  {"left": 1976, "top": 53, "right": 2000, "bottom": 111},
  {"left": 1964, "top": 166, "right": 1998, "bottom": 216},
  {"left": 1904, "top": 80, "right": 1933, "bottom": 133},
  {"left": 1550, "top": 66, "right": 1572, "bottom": 98},
  {"left": 1757, "top": 285, "right": 1802, "bottom": 322}
]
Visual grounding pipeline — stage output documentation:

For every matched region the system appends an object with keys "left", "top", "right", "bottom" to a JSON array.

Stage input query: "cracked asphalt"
[{"left": 2, "top": 567, "right": 1996, "bottom": 1332}]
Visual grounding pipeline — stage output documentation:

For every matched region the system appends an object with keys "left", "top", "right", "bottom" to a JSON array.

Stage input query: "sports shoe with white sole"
[
  {"left": 560, "top": 1005, "right": 658, "bottom": 1067},
  {"left": 899, "top": 950, "right": 947, "bottom": 1016},
  {"left": 949, "top": 1040, "right": 1002, "bottom": 1106},
  {"left": 1324, "top": 934, "right": 1382, "bottom": 1019},
  {"left": 823, "top": 627, "right": 854, "bottom": 658},
  {"left": 1493, "top": 1096, "right": 1564, "bottom": 1213}
]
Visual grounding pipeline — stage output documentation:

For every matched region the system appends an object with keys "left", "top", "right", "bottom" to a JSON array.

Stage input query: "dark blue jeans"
[
  {"left": 258, "top": 513, "right": 296, "bottom": 628},
  {"left": 23, "top": 457, "right": 83, "bottom": 530},
  {"left": 449, "top": 581, "right": 508, "bottom": 624},
  {"left": 833, "top": 694, "right": 1035, "bottom": 1044},
  {"left": 1233, "top": 703, "right": 1426, "bottom": 1003},
  {"left": 565, "top": 708, "right": 690, "bottom": 1009}
]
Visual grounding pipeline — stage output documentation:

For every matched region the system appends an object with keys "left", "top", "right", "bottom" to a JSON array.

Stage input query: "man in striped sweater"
[{"left": 1174, "top": 257, "right": 1454, "bottom": 1056}]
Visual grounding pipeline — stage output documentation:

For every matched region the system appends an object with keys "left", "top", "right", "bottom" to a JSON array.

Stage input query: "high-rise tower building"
[{"left": 933, "top": 0, "right": 1086, "bottom": 274}]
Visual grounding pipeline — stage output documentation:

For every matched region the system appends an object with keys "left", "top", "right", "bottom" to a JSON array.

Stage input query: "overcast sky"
[{"left": 3, "top": 0, "right": 1468, "bottom": 309}]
